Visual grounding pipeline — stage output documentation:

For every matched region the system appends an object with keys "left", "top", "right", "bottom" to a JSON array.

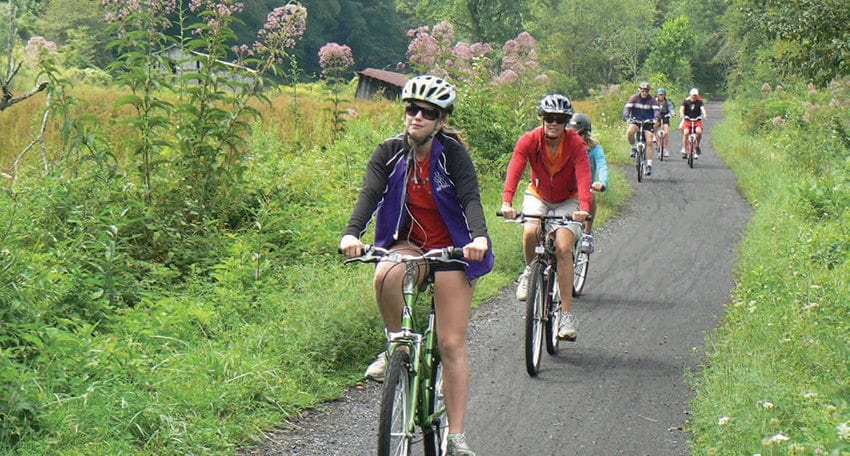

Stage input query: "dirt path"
[{"left": 239, "top": 102, "right": 751, "bottom": 455}]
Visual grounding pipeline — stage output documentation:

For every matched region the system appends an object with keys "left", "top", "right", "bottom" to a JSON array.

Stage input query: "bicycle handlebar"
[
  {"left": 683, "top": 116, "right": 703, "bottom": 121},
  {"left": 341, "top": 245, "right": 467, "bottom": 265},
  {"left": 628, "top": 118, "right": 657, "bottom": 125},
  {"left": 496, "top": 212, "right": 592, "bottom": 222}
]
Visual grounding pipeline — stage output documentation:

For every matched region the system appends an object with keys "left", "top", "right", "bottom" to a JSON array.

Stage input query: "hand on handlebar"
[
  {"left": 463, "top": 236, "right": 489, "bottom": 262},
  {"left": 499, "top": 202, "right": 517, "bottom": 220},
  {"left": 571, "top": 210, "right": 590, "bottom": 222},
  {"left": 339, "top": 234, "right": 363, "bottom": 258},
  {"left": 591, "top": 182, "right": 606, "bottom": 192}
]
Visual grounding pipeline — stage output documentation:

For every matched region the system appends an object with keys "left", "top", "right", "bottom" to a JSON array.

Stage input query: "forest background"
[{"left": 0, "top": 0, "right": 848, "bottom": 454}]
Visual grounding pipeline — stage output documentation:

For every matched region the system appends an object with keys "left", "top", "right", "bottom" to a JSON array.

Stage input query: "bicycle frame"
[
  {"left": 499, "top": 213, "right": 588, "bottom": 376},
  {"left": 683, "top": 116, "right": 701, "bottom": 168},
  {"left": 345, "top": 246, "right": 463, "bottom": 456},
  {"left": 632, "top": 119, "right": 653, "bottom": 182}
]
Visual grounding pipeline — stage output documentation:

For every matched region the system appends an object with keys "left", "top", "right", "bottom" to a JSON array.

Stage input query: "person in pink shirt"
[{"left": 500, "top": 94, "right": 592, "bottom": 341}]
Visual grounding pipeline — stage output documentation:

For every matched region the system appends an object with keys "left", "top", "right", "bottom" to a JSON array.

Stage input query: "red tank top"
[{"left": 405, "top": 156, "right": 453, "bottom": 249}]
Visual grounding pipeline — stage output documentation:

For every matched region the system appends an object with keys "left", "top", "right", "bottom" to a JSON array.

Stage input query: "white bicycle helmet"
[
  {"left": 538, "top": 94, "right": 573, "bottom": 115},
  {"left": 402, "top": 75, "right": 456, "bottom": 114}
]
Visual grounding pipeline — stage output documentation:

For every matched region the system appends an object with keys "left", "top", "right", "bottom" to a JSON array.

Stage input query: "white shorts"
[{"left": 520, "top": 189, "right": 581, "bottom": 237}]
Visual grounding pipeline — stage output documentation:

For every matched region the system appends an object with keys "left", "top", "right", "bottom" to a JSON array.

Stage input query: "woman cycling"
[
  {"left": 568, "top": 113, "right": 609, "bottom": 253},
  {"left": 655, "top": 88, "right": 675, "bottom": 158},
  {"left": 500, "top": 94, "right": 592, "bottom": 341},
  {"left": 339, "top": 75, "right": 493, "bottom": 456}
]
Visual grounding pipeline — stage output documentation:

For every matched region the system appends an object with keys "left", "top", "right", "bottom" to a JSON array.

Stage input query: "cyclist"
[
  {"left": 339, "top": 75, "right": 493, "bottom": 456},
  {"left": 500, "top": 94, "right": 592, "bottom": 341},
  {"left": 679, "top": 87, "right": 708, "bottom": 158},
  {"left": 655, "top": 87, "right": 675, "bottom": 158},
  {"left": 568, "top": 113, "right": 609, "bottom": 253},
  {"left": 622, "top": 81, "right": 660, "bottom": 175}
]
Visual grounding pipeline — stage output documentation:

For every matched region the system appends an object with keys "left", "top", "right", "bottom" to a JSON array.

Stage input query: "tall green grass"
[{"left": 688, "top": 96, "right": 849, "bottom": 455}]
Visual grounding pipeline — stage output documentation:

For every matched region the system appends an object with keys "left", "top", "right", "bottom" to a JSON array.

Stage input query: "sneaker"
[
  {"left": 663, "top": 148, "right": 670, "bottom": 157},
  {"left": 447, "top": 433, "right": 476, "bottom": 456},
  {"left": 681, "top": 148, "right": 687, "bottom": 159},
  {"left": 515, "top": 266, "right": 531, "bottom": 301},
  {"left": 558, "top": 312, "right": 577, "bottom": 341},
  {"left": 629, "top": 147, "right": 637, "bottom": 158},
  {"left": 579, "top": 233, "right": 594, "bottom": 254},
  {"left": 696, "top": 146, "right": 702, "bottom": 155},
  {"left": 646, "top": 164, "right": 653, "bottom": 176},
  {"left": 364, "top": 351, "right": 387, "bottom": 382}
]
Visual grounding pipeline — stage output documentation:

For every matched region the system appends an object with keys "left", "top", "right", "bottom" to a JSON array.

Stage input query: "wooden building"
[{"left": 355, "top": 68, "right": 409, "bottom": 101}]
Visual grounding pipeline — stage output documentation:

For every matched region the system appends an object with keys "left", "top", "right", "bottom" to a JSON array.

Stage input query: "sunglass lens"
[
  {"left": 405, "top": 105, "right": 439, "bottom": 120},
  {"left": 543, "top": 115, "right": 567, "bottom": 124}
]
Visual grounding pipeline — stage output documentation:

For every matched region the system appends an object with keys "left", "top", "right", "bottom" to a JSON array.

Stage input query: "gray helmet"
[
  {"left": 568, "top": 113, "right": 591, "bottom": 133},
  {"left": 538, "top": 94, "right": 573, "bottom": 115},
  {"left": 657, "top": 87, "right": 666, "bottom": 95},
  {"left": 638, "top": 81, "right": 651, "bottom": 91}
]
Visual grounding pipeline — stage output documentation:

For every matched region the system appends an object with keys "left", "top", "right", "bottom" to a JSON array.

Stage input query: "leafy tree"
[
  {"left": 643, "top": 16, "right": 695, "bottom": 87},
  {"left": 729, "top": 0, "right": 849, "bottom": 86},
  {"left": 36, "top": 0, "right": 112, "bottom": 68},
  {"left": 396, "top": 0, "right": 534, "bottom": 44},
  {"left": 531, "top": 0, "right": 657, "bottom": 94}
]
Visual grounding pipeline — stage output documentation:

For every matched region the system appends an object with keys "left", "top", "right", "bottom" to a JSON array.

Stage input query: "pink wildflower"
[
  {"left": 318, "top": 42, "right": 355, "bottom": 78},
  {"left": 24, "top": 36, "right": 58, "bottom": 69},
  {"left": 257, "top": 4, "right": 307, "bottom": 50}
]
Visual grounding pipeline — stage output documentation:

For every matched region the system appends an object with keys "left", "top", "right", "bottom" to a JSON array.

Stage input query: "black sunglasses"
[
  {"left": 541, "top": 114, "right": 569, "bottom": 124},
  {"left": 405, "top": 104, "right": 441, "bottom": 121}
]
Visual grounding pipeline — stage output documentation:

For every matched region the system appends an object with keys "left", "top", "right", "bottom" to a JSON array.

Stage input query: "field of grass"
[{"left": 687, "top": 98, "right": 849, "bottom": 455}]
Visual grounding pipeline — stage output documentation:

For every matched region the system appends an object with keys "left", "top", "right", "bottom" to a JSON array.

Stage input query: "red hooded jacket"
[{"left": 502, "top": 127, "right": 592, "bottom": 212}]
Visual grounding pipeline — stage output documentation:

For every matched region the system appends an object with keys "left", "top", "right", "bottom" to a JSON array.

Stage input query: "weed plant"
[{"left": 688, "top": 80, "right": 849, "bottom": 455}]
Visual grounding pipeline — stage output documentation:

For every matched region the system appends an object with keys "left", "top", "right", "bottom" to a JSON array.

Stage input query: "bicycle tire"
[
  {"left": 423, "top": 347, "right": 447, "bottom": 456},
  {"left": 524, "top": 261, "right": 546, "bottom": 376},
  {"left": 544, "top": 267, "right": 560, "bottom": 355},
  {"left": 658, "top": 134, "right": 665, "bottom": 162},
  {"left": 378, "top": 349, "right": 413, "bottom": 456},
  {"left": 636, "top": 146, "right": 645, "bottom": 182},
  {"left": 572, "top": 249, "right": 590, "bottom": 297},
  {"left": 688, "top": 138, "right": 695, "bottom": 169}
]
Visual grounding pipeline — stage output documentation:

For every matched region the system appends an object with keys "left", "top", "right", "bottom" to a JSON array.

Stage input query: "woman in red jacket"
[{"left": 500, "top": 94, "right": 592, "bottom": 341}]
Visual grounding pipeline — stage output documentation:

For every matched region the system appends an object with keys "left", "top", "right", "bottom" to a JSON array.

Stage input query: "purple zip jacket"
[{"left": 344, "top": 133, "right": 494, "bottom": 280}]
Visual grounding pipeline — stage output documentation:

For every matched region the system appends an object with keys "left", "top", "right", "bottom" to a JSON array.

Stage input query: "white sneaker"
[
  {"left": 557, "top": 312, "right": 577, "bottom": 341},
  {"left": 364, "top": 351, "right": 387, "bottom": 382},
  {"left": 515, "top": 266, "right": 531, "bottom": 301}
]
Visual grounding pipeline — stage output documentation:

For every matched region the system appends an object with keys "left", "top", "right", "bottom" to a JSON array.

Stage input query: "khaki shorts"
[{"left": 520, "top": 189, "right": 581, "bottom": 238}]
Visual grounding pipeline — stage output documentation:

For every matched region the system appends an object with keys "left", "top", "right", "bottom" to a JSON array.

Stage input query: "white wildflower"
[
  {"left": 762, "top": 433, "right": 789, "bottom": 445},
  {"left": 718, "top": 416, "right": 730, "bottom": 425},
  {"left": 838, "top": 421, "right": 850, "bottom": 441}
]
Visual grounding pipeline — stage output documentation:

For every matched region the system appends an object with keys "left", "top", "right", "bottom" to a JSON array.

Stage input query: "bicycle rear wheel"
[
  {"left": 525, "top": 262, "right": 545, "bottom": 376},
  {"left": 658, "top": 134, "right": 665, "bottom": 161},
  {"left": 378, "top": 349, "right": 413, "bottom": 456},
  {"left": 544, "top": 267, "right": 560, "bottom": 355},
  {"left": 572, "top": 248, "right": 590, "bottom": 297},
  {"left": 423, "top": 348, "right": 447, "bottom": 456}
]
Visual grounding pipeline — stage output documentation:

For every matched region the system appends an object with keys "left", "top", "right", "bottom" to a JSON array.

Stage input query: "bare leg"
[
  {"left": 554, "top": 228, "right": 576, "bottom": 313},
  {"left": 373, "top": 241, "right": 427, "bottom": 332},
  {"left": 434, "top": 271, "right": 475, "bottom": 434}
]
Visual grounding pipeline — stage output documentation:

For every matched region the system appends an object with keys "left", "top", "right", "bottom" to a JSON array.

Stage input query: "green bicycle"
[{"left": 344, "top": 245, "right": 466, "bottom": 456}]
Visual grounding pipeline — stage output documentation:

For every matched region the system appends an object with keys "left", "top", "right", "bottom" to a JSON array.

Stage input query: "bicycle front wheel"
[
  {"left": 688, "top": 136, "right": 695, "bottom": 169},
  {"left": 544, "top": 267, "right": 560, "bottom": 355},
  {"left": 636, "top": 146, "right": 645, "bottom": 182},
  {"left": 525, "top": 262, "right": 546, "bottom": 376},
  {"left": 423, "top": 351, "right": 447, "bottom": 456},
  {"left": 378, "top": 349, "right": 413, "bottom": 456},
  {"left": 572, "top": 249, "right": 590, "bottom": 297}
]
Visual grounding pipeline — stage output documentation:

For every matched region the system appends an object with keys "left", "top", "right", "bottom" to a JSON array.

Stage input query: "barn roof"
[{"left": 357, "top": 68, "right": 409, "bottom": 88}]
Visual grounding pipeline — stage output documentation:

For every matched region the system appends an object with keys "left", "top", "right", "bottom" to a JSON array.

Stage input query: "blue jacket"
[
  {"left": 345, "top": 133, "right": 494, "bottom": 280},
  {"left": 588, "top": 143, "right": 609, "bottom": 189}
]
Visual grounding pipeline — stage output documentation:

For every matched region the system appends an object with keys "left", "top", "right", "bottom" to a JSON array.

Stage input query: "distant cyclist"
[
  {"left": 500, "top": 94, "right": 592, "bottom": 341},
  {"left": 622, "top": 81, "right": 660, "bottom": 175},
  {"left": 679, "top": 88, "right": 708, "bottom": 158},
  {"left": 655, "top": 88, "right": 675, "bottom": 158},
  {"left": 568, "top": 113, "right": 608, "bottom": 253}
]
